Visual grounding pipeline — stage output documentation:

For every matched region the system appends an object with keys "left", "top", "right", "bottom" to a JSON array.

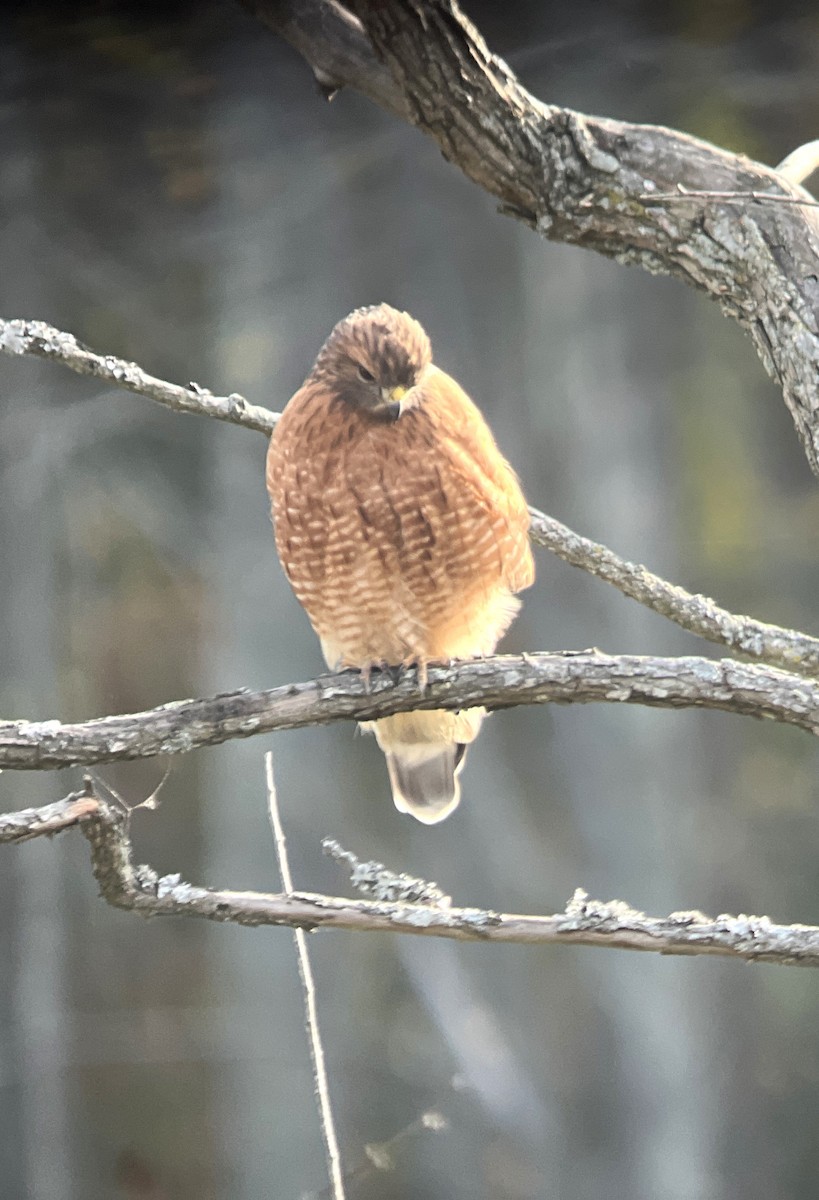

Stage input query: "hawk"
[{"left": 267, "top": 304, "right": 534, "bottom": 823}]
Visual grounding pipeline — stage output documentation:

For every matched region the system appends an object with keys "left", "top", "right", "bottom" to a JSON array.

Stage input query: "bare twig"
[
  {"left": 527, "top": 508, "right": 819, "bottom": 678},
  {"left": 4, "top": 788, "right": 819, "bottom": 967},
  {"left": 302, "top": 1107, "right": 448, "bottom": 1199},
  {"left": 637, "top": 184, "right": 819, "bottom": 208},
  {"left": 265, "top": 754, "right": 345, "bottom": 1200},
  {"left": 0, "top": 787, "right": 98, "bottom": 843},
  {"left": 3, "top": 652, "right": 819, "bottom": 772},
  {"left": 4, "top": 317, "right": 819, "bottom": 680},
  {"left": 776, "top": 139, "right": 819, "bottom": 186},
  {"left": 0, "top": 318, "right": 277, "bottom": 435}
]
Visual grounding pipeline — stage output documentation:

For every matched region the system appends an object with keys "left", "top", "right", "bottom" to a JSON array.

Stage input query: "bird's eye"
[{"left": 356, "top": 364, "right": 376, "bottom": 383}]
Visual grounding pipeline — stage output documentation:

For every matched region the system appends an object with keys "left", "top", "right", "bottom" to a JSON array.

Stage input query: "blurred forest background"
[{"left": 2, "top": 2, "right": 819, "bottom": 1198}]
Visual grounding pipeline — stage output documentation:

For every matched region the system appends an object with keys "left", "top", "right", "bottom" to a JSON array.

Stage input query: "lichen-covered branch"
[
  {"left": 0, "top": 318, "right": 277, "bottom": 435},
  {"left": 0, "top": 790, "right": 99, "bottom": 842},
  {"left": 3, "top": 315, "right": 819, "bottom": 680},
  {"left": 527, "top": 509, "right": 819, "bottom": 677},
  {"left": 247, "top": 0, "right": 819, "bottom": 474},
  {"left": 3, "top": 651, "right": 819, "bottom": 771},
  {"left": 4, "top": 789, "right": 819, "bottom": 968}
]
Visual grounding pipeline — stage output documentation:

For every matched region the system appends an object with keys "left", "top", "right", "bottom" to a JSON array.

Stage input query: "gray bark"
[
  {"left": 244, "top": 0, "right": 819, "bottom": 472},
  {"left": 4, "top": 790, "right": 819, "bottom": 969},
  {"left": 3, "top": 651, "right": 819, "bottom": 770}
]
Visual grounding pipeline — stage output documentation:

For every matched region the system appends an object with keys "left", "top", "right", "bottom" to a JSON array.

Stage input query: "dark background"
[{"left": 2, "top": 2, "right": 819, "bottom": 1197}]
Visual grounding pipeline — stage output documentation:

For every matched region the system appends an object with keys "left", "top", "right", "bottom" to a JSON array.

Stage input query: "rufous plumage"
[{"left": 267, "top": 304, "right": 533, "bottom": 822}]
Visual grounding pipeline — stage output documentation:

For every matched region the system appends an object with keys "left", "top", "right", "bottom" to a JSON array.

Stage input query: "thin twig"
[
  {"left": 303, "top": 1107, "right": 448, "bottom": 1200},
  {"left": 527, "top": 508, "right": 819, "bottom": 678},
  {"left": 0, "top": 318, "right": 277, "bottom": 434},
  {"left": 776, "top": 139, "right": 819, "bottom": 186},
  {"left": 0, "top": 787, "right": 98, "bottom": 843},
  {"left": 638, "top": 185, "right": 819, "bottom": 208},
  {"left": 265, "top": 753, "right": 346, "bottom": 1200}
]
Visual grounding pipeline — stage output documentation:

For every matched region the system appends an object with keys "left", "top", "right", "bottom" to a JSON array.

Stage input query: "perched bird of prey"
[{"left": 267, "top": 304, "right": 534, "bottom": 823}]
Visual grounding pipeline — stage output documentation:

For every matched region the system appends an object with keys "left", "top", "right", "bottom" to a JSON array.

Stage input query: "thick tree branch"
[
  {"left": 3, "top": 652, "right": 819, "bottom": 771},
  {"left": 4, "top": 788, "right": 819, "bottom": 968},
  {"left": 4, "top": 316, "right": 819, "bottom": 681},
  {"left": 246, "top": 0, "right": 819, "bottom": 474}
]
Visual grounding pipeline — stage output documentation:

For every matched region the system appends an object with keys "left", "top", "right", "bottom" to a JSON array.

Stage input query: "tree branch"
[
  {"left": 241, "top": 0, "right": 408, "bottom": 117},
  {"left": 3, "top": 316, "right": 819, "bottom": 681},
  {"left": 0, "top": 318, "right": 277, "bottom": 435},
  {"left": 776, "top": 139, "right": 819, "bottom": 186},
  {"left": 246, "top": 0, "right": 819, "bottom": 474},
  {"left": 527, "top": 510, "right": 819, "bottom": 678},
  {"left": 4, "top": 787, "right": 819, "bottom": 968},
  {"left": 0, "top": 790, "right": 99, "bottom": 842},
  {"left": 2, "top": 651, "right": 819, "bottom": 771}
]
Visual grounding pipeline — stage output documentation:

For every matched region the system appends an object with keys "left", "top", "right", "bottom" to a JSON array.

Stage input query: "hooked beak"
[
  {"left": 376, "top": 384, "right": 408, "bottom": 423},
  {"left": 382, "top": 384, "right": 408, "bottom": 406}
]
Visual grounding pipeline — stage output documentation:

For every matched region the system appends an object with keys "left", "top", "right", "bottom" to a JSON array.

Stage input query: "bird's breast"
[{"left": 267, "top": 381, "right": 531, "bottom": 666}]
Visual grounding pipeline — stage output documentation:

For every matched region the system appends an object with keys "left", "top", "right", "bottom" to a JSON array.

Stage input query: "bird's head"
[{"left": 312, "top": 303, "right": 432, "bottom": 422}]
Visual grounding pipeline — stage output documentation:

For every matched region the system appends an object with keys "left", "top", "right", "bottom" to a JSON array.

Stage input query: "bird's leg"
[
  {"left": 399, "top": 655, "right": 429, "bottom": 692},
  {"left": 359, "top": 662, "right": 374, "bottom": 694},
  {"left": 360, "top": 660, "right": 396, "bottom": 693}
]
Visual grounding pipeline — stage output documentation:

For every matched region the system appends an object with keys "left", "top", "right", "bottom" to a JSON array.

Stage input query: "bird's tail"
[
  {"left": 385, "top": 742, "right": 468, "bottom": 824},
  {"left": 365, "top": 709, "right": 485, "bottom": 824}
]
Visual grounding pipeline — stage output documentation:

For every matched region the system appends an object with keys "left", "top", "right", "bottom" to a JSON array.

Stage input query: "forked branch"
[{"left": 4, "top": 786, "right": 819, "bottom": 968}]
